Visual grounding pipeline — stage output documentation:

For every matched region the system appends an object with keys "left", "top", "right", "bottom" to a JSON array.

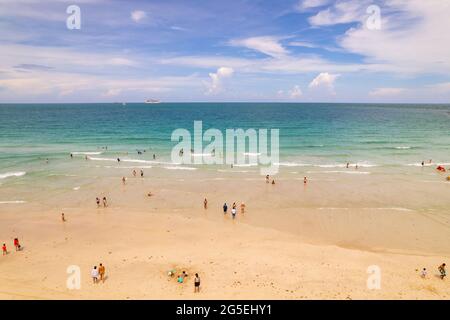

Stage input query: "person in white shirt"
[
  {"left": 91, "top": 266, "right": 99, "bottom": 284},
  {"left": 231, "top": 208, "right": 237, "bottom": 219}
]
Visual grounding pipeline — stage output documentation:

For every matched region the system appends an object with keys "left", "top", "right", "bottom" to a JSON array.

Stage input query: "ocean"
[{"left": 1, "top": 103, "right": 449, "bottom": 172}]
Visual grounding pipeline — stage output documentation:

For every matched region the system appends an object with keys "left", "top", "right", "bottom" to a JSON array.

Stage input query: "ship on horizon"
[{"left": 144, "top": 99, "right": 161, "bottom": 104}]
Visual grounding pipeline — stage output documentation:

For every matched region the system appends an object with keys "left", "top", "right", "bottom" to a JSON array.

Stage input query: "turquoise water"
[{"left": 0, "top": 103, "right": 449, "bottom": 178}]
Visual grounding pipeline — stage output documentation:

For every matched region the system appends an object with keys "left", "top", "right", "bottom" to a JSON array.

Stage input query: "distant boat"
[{"left": 145, "top": 99, "right": 161, "bottom": 104}]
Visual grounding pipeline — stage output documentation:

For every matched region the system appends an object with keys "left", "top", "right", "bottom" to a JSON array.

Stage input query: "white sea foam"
[
  {"left": 0, "top": 200, "right": 26, "bottom": 204},
  {"left": 395, "top": 146, "right": 411, "bottom": 149},
  {"left": 243, "top": 152, "right": 261, "bottom": 156},
  {"left": 233, "top": 163, "right": 258, "bottom": 167},
  {"left": 163, "top": 166, "right": 197, "bottom": 171},
  {"left": 103, "top": 165, "right": 153, "bottom": 169},
  {"left": 72, "top": 152, "right": 103, "bottom": 155},
  {"left": 274, "top": 162, "right": 310, "bottom": 167},
  {"left": 0, "top": 171, "right": 26, "bottom": 179},
  {"left": 73, "top": 186, "right": 80, "bottom": 191},
  {"left": 308, "top": 170, "right": 371, "bottom": 175}
]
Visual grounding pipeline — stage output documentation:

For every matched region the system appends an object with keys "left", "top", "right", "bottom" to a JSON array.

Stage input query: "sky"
[{"left": 0, "top": 0, "right": 450, "bottom": 103}]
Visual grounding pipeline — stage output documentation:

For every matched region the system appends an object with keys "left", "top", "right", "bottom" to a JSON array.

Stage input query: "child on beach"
[
  {"left": 194, "top": 273, "right": 201, "bottom": 292},
  {"left": 204, "top": 198, "right": 208, "bottom": 209},
  {"left": 13, "top": 238, "right": 20, "bottom": 251},
  {"left": 96, "top": 197, "right": 100, "bottom": 208},
  {"left": 99, "top": 263, "right": 106, "bottom": 283},
  {"left": 223, "top": 203, "right": 228, "bottom": 214},
  {"left": 2, "top": 243, "right": 7, "bottom": 255},
  {"left": 91, "top": 266, "right": 99, "bottom": 284},
  {"left": 438, "top": 263, "right": 446, "bottom": 279}
]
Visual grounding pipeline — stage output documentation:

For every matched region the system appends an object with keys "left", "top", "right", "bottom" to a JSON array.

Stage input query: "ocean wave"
[
  {"left": 0, "top": 200, "right": 26, "bottom": 204},
  {"left": 71, "top": 152, "right": 103, "bottom": 155},
  {"left": 163, "top": 166, "right": 197, "bottom": 170},
  {"left": 308, "top": 170, "right": 371, "bottom": 175},
  {"left": 233, "top": 163, "right": 259, "bottom": 167},
  {"left": 0, "top": 171, "right": 26, "bottom": 179},
  {"left": 103, "top": 165, "right": 153, "bottom": 169},
  {"left": 274, "top": 162, "right": 310, "bottom": 167},
  {"left": 243, "top": 152, "right": 261, "bottom": 156}
]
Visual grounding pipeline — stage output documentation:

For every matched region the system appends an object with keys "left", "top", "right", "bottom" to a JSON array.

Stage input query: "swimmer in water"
[
  {"left": 117, "top": 158, "right": 120, "bottom": 163},
  {"left": 346, "top": 162, "right": 349, "bottom": 168}
]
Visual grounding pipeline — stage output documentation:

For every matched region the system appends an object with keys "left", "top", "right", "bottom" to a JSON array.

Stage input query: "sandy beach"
[{"left": 1, "top": 166, "right": 449, "bottom": 300}]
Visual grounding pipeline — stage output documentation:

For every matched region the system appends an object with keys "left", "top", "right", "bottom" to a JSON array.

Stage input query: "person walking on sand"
[
  {"left": 231, "top": 207, "right": 237, "bottom": 219},
  {"left": 346, "top": 162, "right": 349, "bottom": 168},
  {"left": 91, "top": 266, "right": 99, "bottom": 284},
  {"left": 99, "top": 263, "right": 106, "bottom": 283},
  {"left": 266, "top": 175, "right": 270, "bottom": 183},
  {"left": 61, "top": 213, "right": 66, "bottom": 222},
  {"left": 438, "top": 263, "right": 446, "bottom": 279},
  {"left": 194, "top": 273, "right": 201, "bottom": 292},
  {"left": 240, "top": 202, "right": 245, "bottom": 214},
  {"left": 140, "top": 169, "right": 144, "bottom": 177},
  {"left": 420, "top": 268, "right": 427, "bottom": 278},
  {"left": 103, "top": 197, "right": 108, "bottom": 208},
  {"left": 272, "top": 179, "right": 275, "bottom": 185},
  {"left": 232, "top": 202, "right": 236, "bottom": 210},
  {"left": 204, "top": 198, "right": 208, "bottom": 209},
  {"left": 132, "top": 170, "right": 137, "bottom": 177},
  {"left": 223, "top": 203, "right": 228, "bottom": 214},
  {"left": 13, "top": 238, "right": 20, "bottom": 251},
  {"left": 304, "top": 176, "right": 308, "bottom": 184},
  {"left": 96, "top": 197, "right": 100, "bottom": 208},
  {"left": 122, "top": 176, "right": 126, "bottom": 185},
  {"left": 2, "top": 243, "right": 7, "bottom": 255}
]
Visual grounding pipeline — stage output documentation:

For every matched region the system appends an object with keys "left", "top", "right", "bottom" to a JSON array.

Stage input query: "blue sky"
[{"left": 0, "top": 0, "right": 450, "bottom": 103}]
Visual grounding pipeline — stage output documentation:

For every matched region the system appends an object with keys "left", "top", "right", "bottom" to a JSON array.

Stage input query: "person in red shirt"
[
  {"left": 14, "top": 238, "right": 20, "bottom": 251},
  {"left": 2, "top": 243, "right": 7, "bottom": 255}
]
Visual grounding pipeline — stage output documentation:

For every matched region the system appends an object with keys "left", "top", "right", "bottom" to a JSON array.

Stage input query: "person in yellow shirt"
[{"left": 98, "top": 263, "right": 106, "bottom": 283}]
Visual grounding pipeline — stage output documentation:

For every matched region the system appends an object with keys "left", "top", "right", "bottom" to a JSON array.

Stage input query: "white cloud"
[
  {"left": 289, "top": 85, "right": 303, "bottom": 98},
  {"left": 338, "top": 0, "right": 450, "bottom": 75},
  {"left": 308, "top": 0, "right": 368, "bottom": 26},
  {"left": 296, "top": 0, "right": 331, "bottom": 11},
  {"left": 131, "top": 10, "right": 146, "bottom": 23},
  {"left": 369, "top": 87, "right": 407, "bottom": 97},
  {"left": 229, "top": 36, "right": 288, "bottom": 58},
  {"left": 205, "top": 67, "right": 234, "bottom": 95},
  {"left": 308, "top": 72, "right": 339, "bottom": 91}
]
